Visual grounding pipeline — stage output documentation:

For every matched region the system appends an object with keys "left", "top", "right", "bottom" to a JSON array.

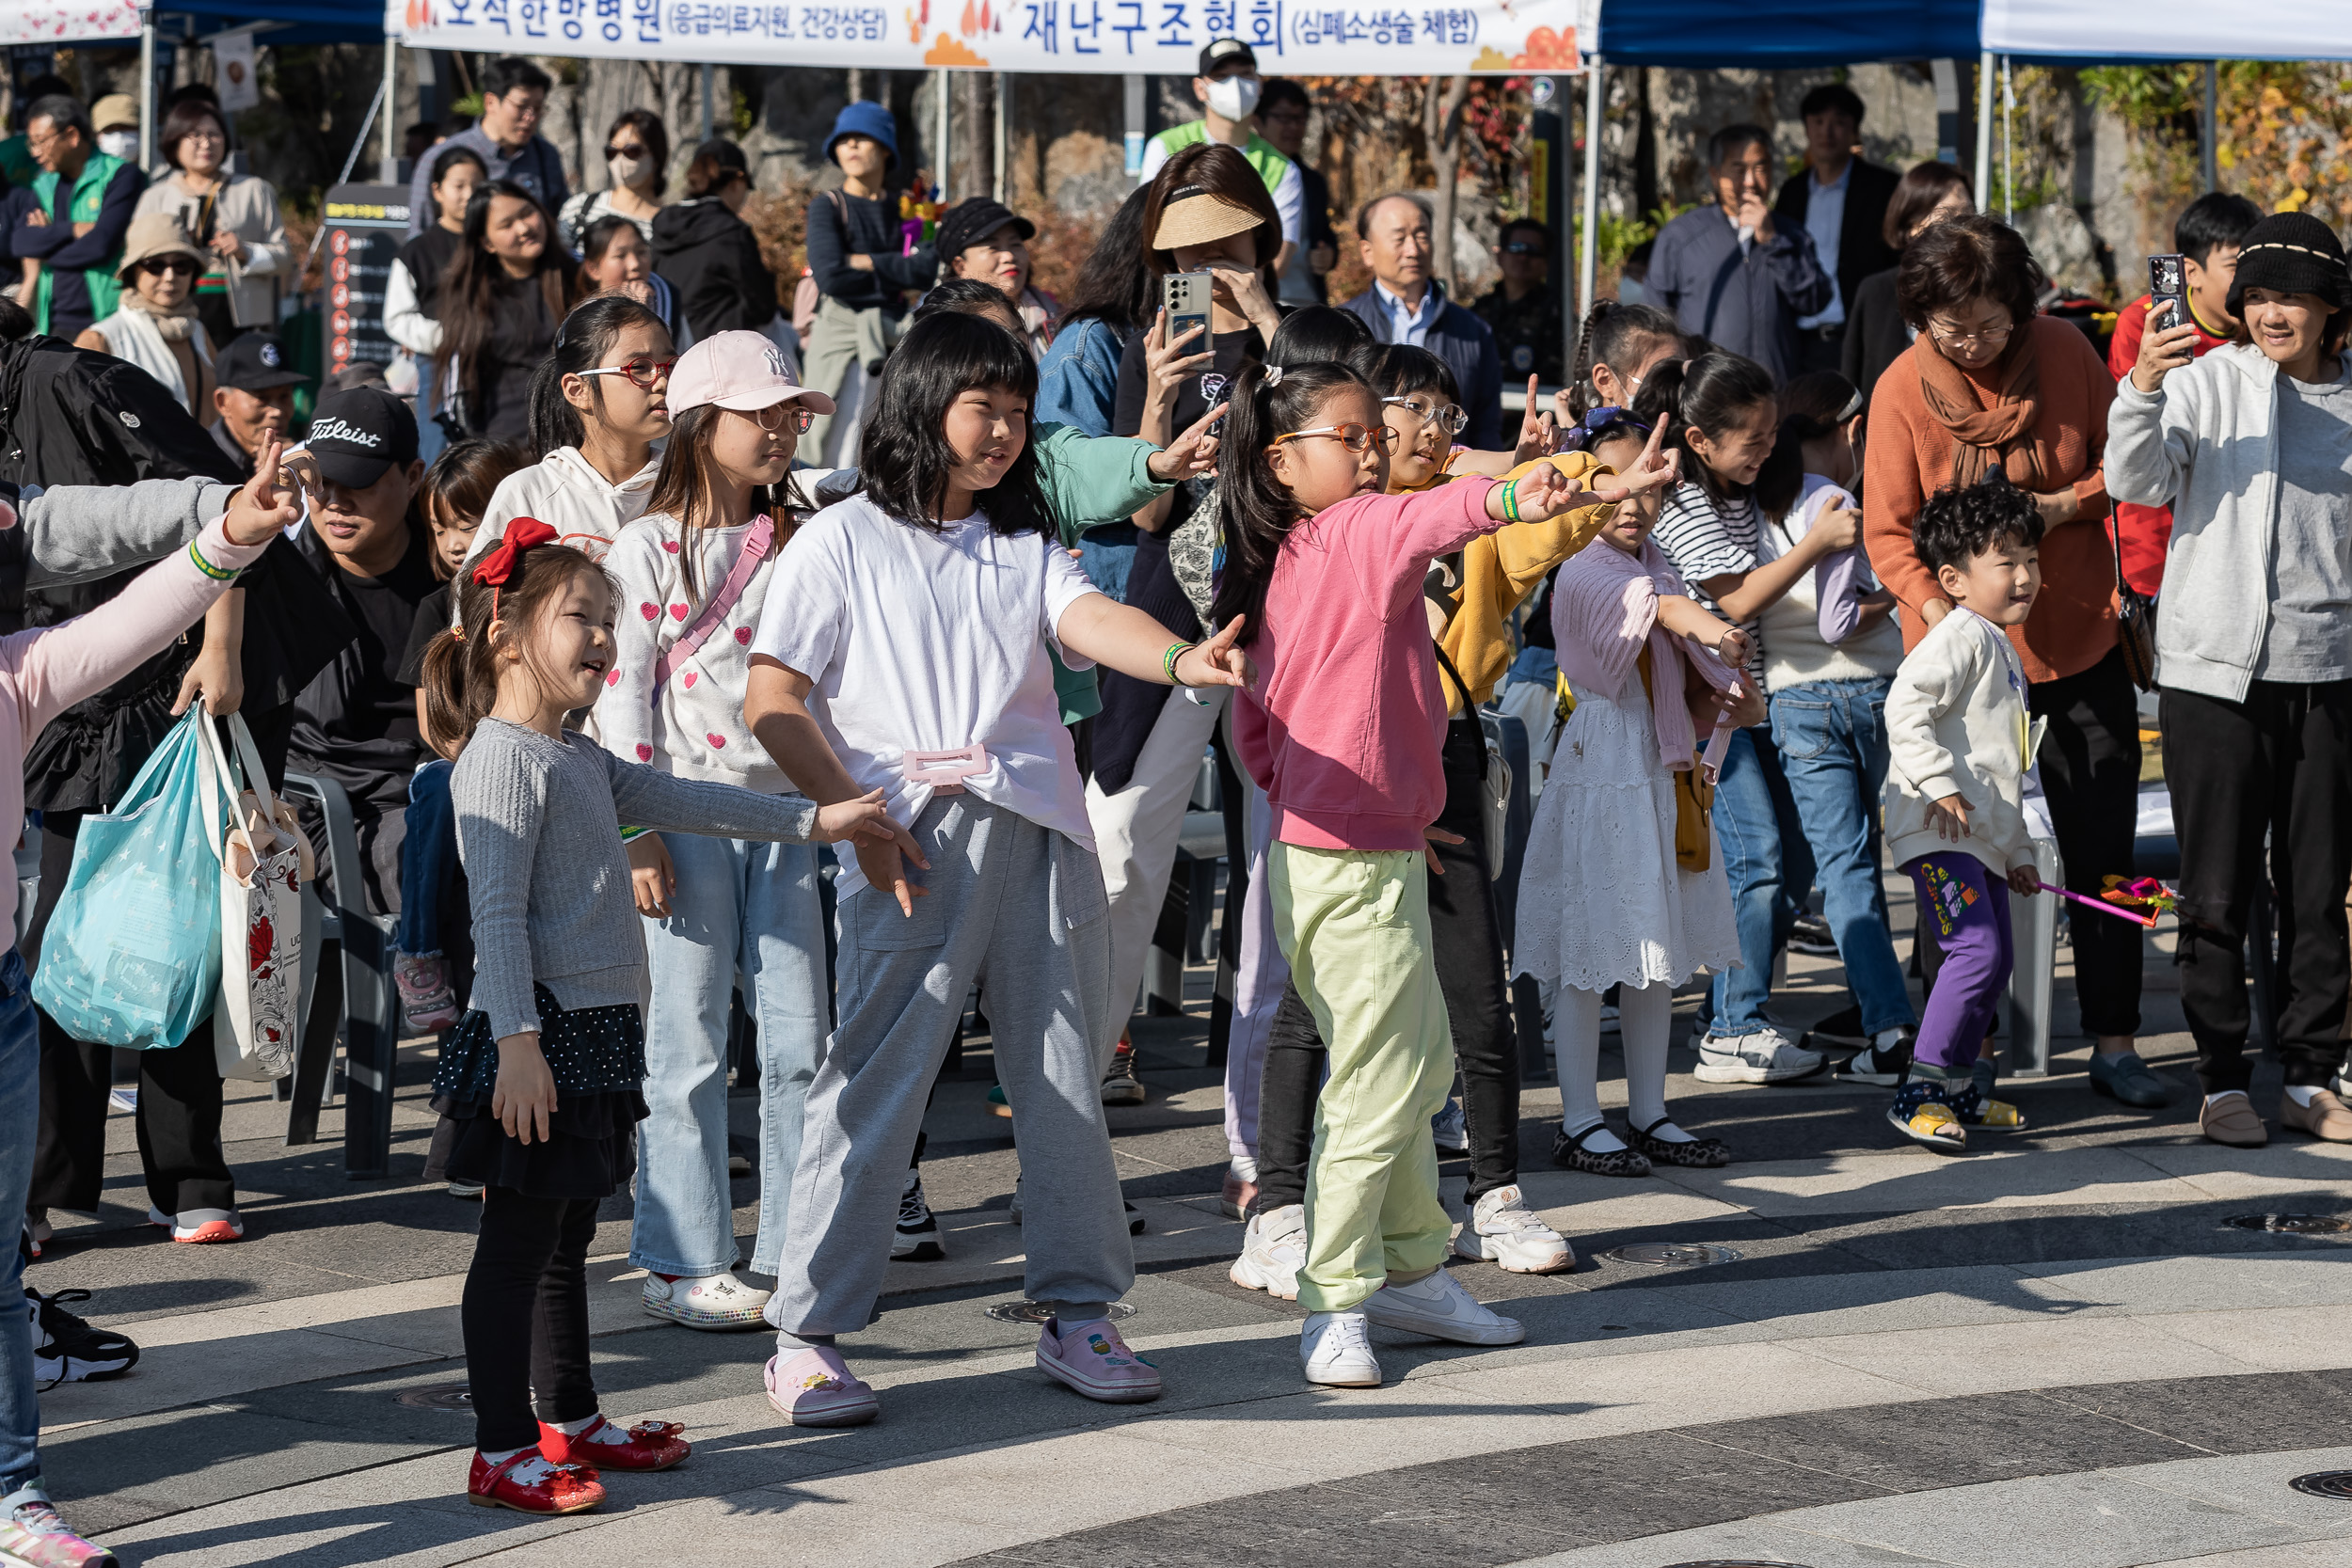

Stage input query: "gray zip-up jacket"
[
  {"left": 2106, "top": 341, "right": 2329, "bottom": 703},
  {"left": 15, "top": 477, "right": 236, "bottom": 593}
]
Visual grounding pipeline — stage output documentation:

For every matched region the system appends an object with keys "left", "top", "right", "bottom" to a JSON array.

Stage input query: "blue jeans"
[
  {"left": 0, "top": 949, "right": 46, "bottom": 1505},
  {"left": 1707, "top": 727, "right": 1816, "bottom": 1036},
  {"left": 630, "top": 833, "right": 826, "bottom": 1279},
  {"left": 1772, "top": 677, "right": 1915, "bottom": 1037},
  {"left": 394, "top": 760, "right": 454, "bottom": 957}
]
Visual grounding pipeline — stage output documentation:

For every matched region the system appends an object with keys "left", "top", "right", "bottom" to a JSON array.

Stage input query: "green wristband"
[{"left": 1163, "top": 641, "right": 1195, "bottom": 685}]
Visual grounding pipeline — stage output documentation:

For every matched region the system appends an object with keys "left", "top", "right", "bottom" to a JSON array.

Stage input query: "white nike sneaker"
[
  {"left": 1452, "top": 1184, "right": 1574, "bottom": 1274},
  {"left": 1360, "top": 1268, "right": 1525, "bottom": 1345},
  {"left": 1694, "top": 1026, "right": 1826, "bottom": 1085},
  {"left": 1300, "top": 1310, "right": 1381, "bottom": 1386},
  {"left": 642, "top": 1270, "right": 771, "bottom": 1330},
  {"left": 1229, "top": 1202, "right": 1305, "bottom": 1300}
]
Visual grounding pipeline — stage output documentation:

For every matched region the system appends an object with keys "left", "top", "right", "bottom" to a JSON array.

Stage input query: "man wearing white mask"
[
  {"left": 1137, "top": 39, "right": 1301, "bottom": 274},
  {"left": 89, "top": 94, "right": 140, "bottom": 165}
]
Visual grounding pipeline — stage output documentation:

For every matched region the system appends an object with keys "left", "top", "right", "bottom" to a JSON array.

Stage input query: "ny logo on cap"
[{"left": 764, "top": 342, "right": 789, "bottom": 379}]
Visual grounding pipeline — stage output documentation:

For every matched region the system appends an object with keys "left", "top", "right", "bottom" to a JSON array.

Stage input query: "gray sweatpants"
[{"left": 768, "top": 797, "right": 1132, "bottom": 1338}]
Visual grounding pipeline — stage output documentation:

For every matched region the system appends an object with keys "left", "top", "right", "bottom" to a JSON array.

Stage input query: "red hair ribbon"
[{"left": 471, "top": 516, "right": 558, "bottom": 622}]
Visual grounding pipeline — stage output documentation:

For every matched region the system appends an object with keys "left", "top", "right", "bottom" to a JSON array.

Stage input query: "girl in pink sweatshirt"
[
  {"left": 0, "top": 457, "right": 295, "bottom": 1568},
  {"left": 1217, "top": 360, "right": 1669, "bottom": 1388}
]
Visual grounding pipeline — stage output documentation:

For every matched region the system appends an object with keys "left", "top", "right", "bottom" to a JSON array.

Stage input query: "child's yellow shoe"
[
  {"left": 1960, "top": 1096, "right": 2027, "bottom": 1132},
  {"left": 1888, "top": 1100, "right": 1967, "bottom": 1153}
]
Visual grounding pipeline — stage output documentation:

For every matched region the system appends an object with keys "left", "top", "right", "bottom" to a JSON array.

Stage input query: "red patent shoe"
[
  {"left": 536, "top": 1415, "right": 691, "bottom": 1472},
  {"left": 466, "top": 1448, "right": 607, "bottom": 1514}
]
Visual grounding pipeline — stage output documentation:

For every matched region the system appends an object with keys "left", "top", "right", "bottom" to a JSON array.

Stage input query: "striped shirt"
[{"left": 1653, "top": 481, "right": 1765, "bottom": 688}]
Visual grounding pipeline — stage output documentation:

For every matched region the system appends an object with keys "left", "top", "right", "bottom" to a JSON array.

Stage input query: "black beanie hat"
[{"left": 2226, "top": 211, "right": 2352, "bottom": 320}]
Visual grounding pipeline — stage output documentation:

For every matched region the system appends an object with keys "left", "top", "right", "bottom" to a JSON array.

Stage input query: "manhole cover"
[
  {"left": 2225, "top": 1213, "right": 2352, "bottom": 1236},
  {"left": 2290, "top": 1471, "right": 2352, "bottom": 1499},
  {"left": 982, "top": 1299, "right": 1138, "bottom": 1324},
  {"left": 1603, "top": 1243, "right": 1743, "bottom": 1267},
  {"left": 395, "top": 1383, "right": 473, "bottom": 1412}
]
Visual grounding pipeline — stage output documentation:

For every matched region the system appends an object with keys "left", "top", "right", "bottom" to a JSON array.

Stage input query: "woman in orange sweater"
[{"left": 1860, "top": 214, "right": 2157, "bottom": 1110}]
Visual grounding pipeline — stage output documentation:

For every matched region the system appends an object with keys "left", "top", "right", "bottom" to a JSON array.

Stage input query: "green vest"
[
  {"left": 1149, "top": 122, "right": 1293, "bottom": 201},
  {"left": 31, "top": 150, "right": 127, "bottom": 334}
]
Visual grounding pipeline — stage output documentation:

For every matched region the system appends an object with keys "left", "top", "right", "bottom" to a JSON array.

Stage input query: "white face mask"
[
  {"left": 97, "top": 131, "right": 140, "bottom": 162},
  {"left": 1203, "top": 74, "right": 1261, "bottom": 122},
  {"left": 608, "top": 152, "right": 647, "bottom": 189}
]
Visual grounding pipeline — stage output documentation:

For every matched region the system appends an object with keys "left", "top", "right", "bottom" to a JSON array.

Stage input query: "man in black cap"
[
  {"left": 208, "top": 329, "right": 309, "bottom": 483},
  {"left": 1136, "top": 39, "right": 1302, "bottom": 272},
  {"left": 286, "top": 386, "right": 438, "bottom": 914}
]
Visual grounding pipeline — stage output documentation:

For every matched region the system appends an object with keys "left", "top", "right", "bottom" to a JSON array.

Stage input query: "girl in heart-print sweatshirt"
[{"left": 589, "top": 330, "right": 837, "bottom": 1324}]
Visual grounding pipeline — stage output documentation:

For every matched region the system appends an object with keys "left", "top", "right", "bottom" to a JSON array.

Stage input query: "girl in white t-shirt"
[
  {"left": 595, "top": 331, "right": 834, "bottom": 1336},
  {"left": 744, "top": 310, "right": 1249, "bottom": 1425}
]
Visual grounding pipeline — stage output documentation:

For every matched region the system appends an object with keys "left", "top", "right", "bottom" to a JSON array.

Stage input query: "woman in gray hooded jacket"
[{"left": 2107, "top": 211, "right": 2352, "bottom": 1151}]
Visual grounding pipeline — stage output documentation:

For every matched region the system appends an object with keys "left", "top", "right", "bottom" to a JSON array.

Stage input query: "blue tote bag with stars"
[{"left": 32, "top": 706, "right": 223, "bottom": 1050}]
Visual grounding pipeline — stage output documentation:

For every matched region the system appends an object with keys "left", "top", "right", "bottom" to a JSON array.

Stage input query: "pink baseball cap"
[{"left": 666, "top": 330, "right": 837, "bottom": 417}]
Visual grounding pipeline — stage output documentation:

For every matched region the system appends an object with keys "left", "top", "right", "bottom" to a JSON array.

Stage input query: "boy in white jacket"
[{"left": 1882, "top": 479, "right": 2045, "bottom": 1151}]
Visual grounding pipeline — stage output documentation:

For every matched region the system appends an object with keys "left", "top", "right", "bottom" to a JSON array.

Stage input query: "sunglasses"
[
  {"left": 576, "top": 356, "right": 677, "bottom": 390},
  {"left": 1381, "top": 395, "right": 1468, "bottom": 435},
  {"left": 138, "top": 257, "right": 199, "bottom": 279},
  {"left": 1274, "top": 422, "right": 1399, "bottom": 453},
  {"left": 1500, "top": 240, "right": 1545, "bottom": 256},
  {"left": 603, "top": 142, "right": 647, "bottom": 161}
]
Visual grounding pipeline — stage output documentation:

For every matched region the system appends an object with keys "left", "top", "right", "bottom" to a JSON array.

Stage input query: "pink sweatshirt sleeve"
[
  {"left": 1334, "top": 477, "right": 1501, "bottom": 620},
  {"left": 0, "top": 516, "right": 267, "bottom": 738}
]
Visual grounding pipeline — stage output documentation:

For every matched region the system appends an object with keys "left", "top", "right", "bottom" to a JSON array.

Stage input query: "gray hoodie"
[{"left": 2106, "top": 341, "right": 2326, "bottom": 703}]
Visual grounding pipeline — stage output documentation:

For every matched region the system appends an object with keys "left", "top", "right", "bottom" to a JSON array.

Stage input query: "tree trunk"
[{"left": 1425, "top": 74, "right": 1471, "bottom": 294}]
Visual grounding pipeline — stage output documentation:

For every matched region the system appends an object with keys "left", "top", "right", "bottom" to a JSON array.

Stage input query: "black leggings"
[
  {"left": 463, "top": 1186, "right": 601, "bottom": 1452},
  {"left": 1257, "top": 720, "right": 1521, "bottom": 1211}
]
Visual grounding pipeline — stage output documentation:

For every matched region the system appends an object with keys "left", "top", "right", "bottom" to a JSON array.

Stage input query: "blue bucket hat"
[{"left": 826, "top": 102, "right": 899, "bottom": 169}]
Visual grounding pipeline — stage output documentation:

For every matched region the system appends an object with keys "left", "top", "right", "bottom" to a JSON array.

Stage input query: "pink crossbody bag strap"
[{"left": 653, "top": 515, "right": 775, "bottom": 698}]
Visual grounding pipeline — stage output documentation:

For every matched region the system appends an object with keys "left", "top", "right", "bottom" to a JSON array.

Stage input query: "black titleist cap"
[{"left": 303, "top": 387, "right": 418, "bottom": 488}]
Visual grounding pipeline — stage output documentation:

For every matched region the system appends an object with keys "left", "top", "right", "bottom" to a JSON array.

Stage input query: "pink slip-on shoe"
[
  {"left": 1036, "top": 1317, "right": 1162, "bottom": 1403},
  {"left": 763, "top": 1346, "right": 880, "bottom": 1427}
]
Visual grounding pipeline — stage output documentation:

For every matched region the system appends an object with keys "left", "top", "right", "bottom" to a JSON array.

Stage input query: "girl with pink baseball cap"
[{"left": 595, "top": 330, "right": 838, "bottom": 1333}]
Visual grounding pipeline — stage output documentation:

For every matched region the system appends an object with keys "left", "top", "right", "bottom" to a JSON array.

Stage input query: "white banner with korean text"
[{"left": 389, "top": 0, "right": 1585, "bottom": 75}]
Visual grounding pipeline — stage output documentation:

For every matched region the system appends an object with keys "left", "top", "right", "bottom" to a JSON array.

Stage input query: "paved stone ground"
[{"left": 25, "top": 871, "right": 2352, "bottom": 1568}]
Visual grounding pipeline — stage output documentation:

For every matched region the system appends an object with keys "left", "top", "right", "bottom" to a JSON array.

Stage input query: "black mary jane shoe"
[
  {"left": 1629, "top": 1117, "right": 1732, "bottom": 1169},
  {"left": 1550, "top": 1121, "right": 1653, "bottom": 1178}
]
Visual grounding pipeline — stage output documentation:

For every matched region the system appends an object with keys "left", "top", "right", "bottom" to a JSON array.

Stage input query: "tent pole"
[
  {"left": 2201, "top": 62, "right": 2217, "bottom": 192},
  {"left": 1578, "top": 55, "right": 1601, "bottom": 324},
  {"left": 2000, "top": 55, "right": 2012, "bottom": 225},
  {"left": 993, "top": 72, "right": 1009, "bottom": 202},
  {"left": 700, "top": 62, "right": 714, "bottom": 140},
  {"left": 935, "top": 68, "right": 950, "bottom": 202},
  {"left": 137, "top": 18, "right": 154, "bottom": 172},
  {"left": 1973, "top": 50, "right": 1992, "bottom": 214},
  {"left": 381, "top": 39, "right": 398, "bottom": 182}
]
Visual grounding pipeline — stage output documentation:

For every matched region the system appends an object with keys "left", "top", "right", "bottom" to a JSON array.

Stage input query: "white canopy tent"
[{"left": 1982, "top": 0, "right": 2352, "bottom": 62}]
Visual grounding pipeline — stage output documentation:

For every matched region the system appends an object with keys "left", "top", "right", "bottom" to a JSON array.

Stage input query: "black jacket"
[
  {"left": 803, "top": 188, "right": 936, "bottom": 314},
  {"left": 653, "top": 198, "right": 776, "bottom": 340},
  {"left": 1840, "top": 265, "right": 1912, "bottom": 404},
  {"left": 1774, "top": 160, "right": 1901, "bottom": 325},
  {"left": 0, "top": 333, "right": 354, "bottom": 807}
]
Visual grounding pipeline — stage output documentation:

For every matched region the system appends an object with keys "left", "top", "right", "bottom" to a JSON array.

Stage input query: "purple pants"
[{"left": 1906, "top": 851, "right": 2013, "bottom": 1072}]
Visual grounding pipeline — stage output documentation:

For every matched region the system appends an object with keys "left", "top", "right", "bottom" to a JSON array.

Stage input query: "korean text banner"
[{"left": 390, "top": 0, "right": 1585, "bottom": 74}]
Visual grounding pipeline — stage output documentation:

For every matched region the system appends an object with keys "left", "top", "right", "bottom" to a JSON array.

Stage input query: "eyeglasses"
[
  {"left": 138, "top": 258, "right": 199, "bottom": 278},
  {"left": 1500, "top": 240, "right": 1544, "bottom": 256},
  {"left": 576, "top": 356, "right": 677, "bottom": 390},
  {"left": 1927, "top": 320, "right": 2015, "bottom": 352},
  {"left": 1274, "top": 422, "right": 1399, "bottom": 452},
  {"left": 603, "top": 142, "right": 647, "bottom": 161},
  {"left": 742, "top": 402, "right": 815, "bottom": 434},
  {"left": 1381, "top": 396, "right": 1468, "bottom": 435}
]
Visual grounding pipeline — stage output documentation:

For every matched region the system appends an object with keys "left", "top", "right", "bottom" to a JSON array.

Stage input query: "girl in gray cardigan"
[{"left": 415, "top": 518, "right": 913, "bottom": 1516}]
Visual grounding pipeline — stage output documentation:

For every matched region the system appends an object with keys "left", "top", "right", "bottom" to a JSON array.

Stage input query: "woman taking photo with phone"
[{"left": 1089, "top": 141, "right": 1284, "bottom": 1102}]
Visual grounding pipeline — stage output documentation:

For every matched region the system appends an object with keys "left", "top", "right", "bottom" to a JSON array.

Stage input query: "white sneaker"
[
  {"left": 642, "top": 1271, "right": 771, "bottom": 1330},
  {"left": 1360, "top": 1267, "right": 1525, "bottom": 1345},
  {"left": 1301, "top": 1310, "right": 1381, "bottom": 1386},
  {"left": 1229, "top": 1202, "right": 1305, "bottom": 1300},
  {"left": 1452, "top": 1185, "right": 1574, "bottom": 1274},
  {"left": 1694, "top": 1026, "right": 1826, "bottom": 1085}
]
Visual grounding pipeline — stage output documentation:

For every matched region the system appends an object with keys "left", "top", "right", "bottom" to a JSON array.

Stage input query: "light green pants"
[{"left": 1269, "top": 842, "right": 1455, "bottom": 1313}]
